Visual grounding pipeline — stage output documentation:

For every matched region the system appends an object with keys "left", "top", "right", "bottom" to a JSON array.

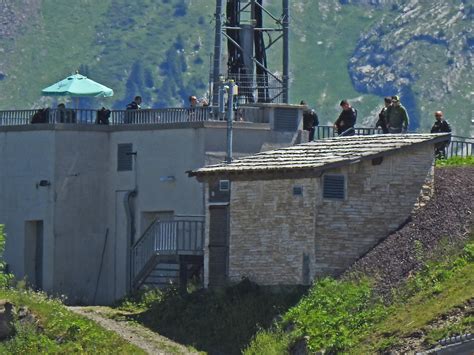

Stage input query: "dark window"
[
  {"left": 117, "top": 143, "right": 133, "bottom": 171},
  {"left": 219, "top": 180, "right": 230, "bottom": 191},
  {"left": 293, "top": 186, "right": 303, "bottom": 196},
  {"left": 323, "top": 174, "right": 345, "bottom": 200}
]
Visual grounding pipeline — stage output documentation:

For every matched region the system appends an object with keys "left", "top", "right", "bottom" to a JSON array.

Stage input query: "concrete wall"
[
  {"left": 0, "top": 117, "right": 301, "bottom": 304},
  {"left": 0, "top": 130, "right": 56, "bottom": 291},
  {"left": 52, "top": 130, "right": 111, "bottom": 303},
  {"left": 220, "top": 144, "right": 435, "bottom": 285}
]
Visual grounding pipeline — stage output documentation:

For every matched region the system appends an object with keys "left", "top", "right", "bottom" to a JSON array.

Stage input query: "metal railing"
[
  {"left": 445, "top": 135, "right": 474, "bottom": 158},
  {"left": 131, "top": 216, "right": 204, "bottom": 287},
  {"left": 314, "top": 125, "right": 383, "bottom": 139},
  {"left": 0, "top": 107, "right": 216, "bottom": 126}
]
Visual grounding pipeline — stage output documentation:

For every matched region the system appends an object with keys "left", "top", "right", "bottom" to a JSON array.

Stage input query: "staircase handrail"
[{"left": 131, "top": 217, "right": 205, "bottom": 288}]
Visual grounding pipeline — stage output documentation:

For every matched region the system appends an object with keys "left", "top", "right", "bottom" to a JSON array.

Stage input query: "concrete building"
[
  {"left": 190, "top": 134, "right": 450, "bottom": 287},
  {"left": 0, "top": 104, "right": 305, "bottom": 304}
]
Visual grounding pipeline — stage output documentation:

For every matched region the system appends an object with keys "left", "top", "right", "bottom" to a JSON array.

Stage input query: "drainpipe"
[{"left": 125, "top": 152, "right": 138, "bottom": 291}]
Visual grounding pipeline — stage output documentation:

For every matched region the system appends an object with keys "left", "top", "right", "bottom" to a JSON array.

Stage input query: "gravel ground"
[{"left": 345, "top": 166, "right": 474, "bottom": 299}]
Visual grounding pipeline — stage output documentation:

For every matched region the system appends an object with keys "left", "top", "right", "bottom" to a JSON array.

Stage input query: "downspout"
[{"left": 124, "top": 152, "right": 138, "bottom": 291}]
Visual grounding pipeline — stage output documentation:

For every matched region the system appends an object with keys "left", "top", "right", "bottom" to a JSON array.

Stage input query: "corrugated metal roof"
[{"left": 190, "top": 133, "right": 449, "bottom": 177}]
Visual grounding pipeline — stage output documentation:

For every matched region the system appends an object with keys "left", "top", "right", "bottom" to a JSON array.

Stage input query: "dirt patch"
[
  {"left": 67, "top": 307, "right": 199, "bottom": 355},
  {"left": 345, "top": 166, "right": 474, "bottom": 299}
]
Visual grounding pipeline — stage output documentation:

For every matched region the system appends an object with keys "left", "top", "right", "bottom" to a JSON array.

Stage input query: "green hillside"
[{"left": 0, "top": 0, "right": 471, "bottom": 133}]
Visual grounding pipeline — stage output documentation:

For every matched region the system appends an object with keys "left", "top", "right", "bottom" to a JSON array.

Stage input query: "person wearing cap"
[
  {"left": 301, "top": 100, "right": 319, "bottom": 141},
  {"left": 375, "top": 97, "right": 392, "bottom": 134},
  {"left": 386, "top": 95, "right": 409, "bottom": 133},
  {"left": 430, "top": 111, "right": 452, "bottom": 159},
  {"left": 334, "top": 99, "right": 357, "bottom": 136}
]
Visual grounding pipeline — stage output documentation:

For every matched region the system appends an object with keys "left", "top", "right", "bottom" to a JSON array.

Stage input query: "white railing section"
[{"left": 131, "top": 217, "right": 204, "bottom": 287}]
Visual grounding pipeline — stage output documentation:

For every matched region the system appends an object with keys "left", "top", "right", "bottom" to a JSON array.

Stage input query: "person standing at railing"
[
  {"left": 430, "top": 110, "right": 452, "bottom": 159},
  {"left": 125, "top": 96, "right": 142, "bottom": 123},
  {"left": 375, "top": 97, "right": 391, "bottom": 134},
  {"left": 301, "top": 100, "right": 319, "bottom": 141},
  {"left": 386, "top": 95, "right": 409, "bottom": 133},
  {"left": 334, "top": 99, "right": 357, "bottom": 136},
  {"left": 57, "top": 103, "right": 76, "bottom": 123},
  {"left": 188, "top": 95, "right": 199, "bottom": 121}
]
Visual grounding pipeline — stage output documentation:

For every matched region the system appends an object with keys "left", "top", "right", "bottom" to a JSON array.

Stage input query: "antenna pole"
[{"left": 212, "top": 0, "right": 224, "bottom": 107}]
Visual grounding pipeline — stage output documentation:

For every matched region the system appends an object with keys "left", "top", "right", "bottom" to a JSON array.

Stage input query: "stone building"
[{"left": 190, "top": 134, "right": 450, "bottom": 287}]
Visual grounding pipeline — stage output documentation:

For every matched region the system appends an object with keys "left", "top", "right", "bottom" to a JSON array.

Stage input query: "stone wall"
[
  {"left": 313, "top": 144, "right": 434, "bottom": 277},
  {"left": 225, "top": 144, "right": 435, "bottom": 284},
  {"left": 228, "top": 178, "right": 317, "bottom": 284}
]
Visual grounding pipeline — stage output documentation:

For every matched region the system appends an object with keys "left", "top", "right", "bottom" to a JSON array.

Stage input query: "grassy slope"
[
  {"left": 245, "top": 241, "right": 474, "bottom": 354},
  {"left": 354, "top": 261, "right": 473, "bottom": 353},
  {"left": 0, "top": 289, "right": 145, "bottom": 354},
  {"left": 0, "top": 0, "right": 110, "bottom": 109}
]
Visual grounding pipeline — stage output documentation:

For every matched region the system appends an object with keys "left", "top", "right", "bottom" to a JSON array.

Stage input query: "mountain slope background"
[{"left": 0, "top": 0, "right": 471, "bottom": 134}]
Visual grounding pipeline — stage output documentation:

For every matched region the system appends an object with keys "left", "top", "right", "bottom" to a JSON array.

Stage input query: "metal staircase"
[{"left": 131, "top": 216, "right": 204, "bottom": 290}]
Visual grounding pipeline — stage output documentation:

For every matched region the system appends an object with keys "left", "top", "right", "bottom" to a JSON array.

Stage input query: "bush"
[
  {"left": 280, "top": 278, "right": 385, "bottom": 353},
  {"left": 0, "top": 225, "right": 13, "bottom": 287}
]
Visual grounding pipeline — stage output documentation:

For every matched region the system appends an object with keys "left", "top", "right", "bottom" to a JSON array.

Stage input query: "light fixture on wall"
[
  {"left": 160, "top": 176, "right": 176, "bottom": 182},
  {"left": 36, "top": 180, "right": 51, "bottom": 188}
]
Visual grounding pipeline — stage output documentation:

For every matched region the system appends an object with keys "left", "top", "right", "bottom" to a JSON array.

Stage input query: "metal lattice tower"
[{"left": 211, "top": 0, "right": 289, "bottom": 106}]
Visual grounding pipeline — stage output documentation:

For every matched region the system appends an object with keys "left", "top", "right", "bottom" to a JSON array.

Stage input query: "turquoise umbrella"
[{"left": 41, "top": 72, "right": 114, "bottom": 97}]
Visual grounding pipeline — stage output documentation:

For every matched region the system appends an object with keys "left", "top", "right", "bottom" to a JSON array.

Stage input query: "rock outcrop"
[{"left": 348, "top": 0, "right": 472, "bottom": 131}]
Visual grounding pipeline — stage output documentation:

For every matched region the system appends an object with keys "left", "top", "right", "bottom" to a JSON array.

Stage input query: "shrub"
[
  {"left": 0, "top": 225, "right": 13, "bottom": 287},
  {"left": 281, "top": 278, "right": 386, "bottom": 353}
]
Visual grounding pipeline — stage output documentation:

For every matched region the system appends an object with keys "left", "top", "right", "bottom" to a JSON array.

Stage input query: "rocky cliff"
[{"left": 349, "top": 0, "right": 472, "bottom": 131}]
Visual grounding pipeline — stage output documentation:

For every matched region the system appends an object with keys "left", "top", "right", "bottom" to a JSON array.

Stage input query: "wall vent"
[
  {"left": 117, "top": 143, "right": 133, "bottom": 171},
  {"left": 293, "top": 186, "right": 303, "bottom": 196},
  {"left": 274, "top": 108, "right": 298, "bottom": 131},
  {"left": 323, "top": 174, "right": 345, "bottom": 200}
]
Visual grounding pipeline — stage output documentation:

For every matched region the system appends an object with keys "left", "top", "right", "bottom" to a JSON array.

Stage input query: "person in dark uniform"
[
  {"left": 126, "top": 96, "right": 142, "bottom": 110},
  {"left": 125, "top": 95, "right": 142, "bottom": 123},
  {"left": 430, "top": 110, "right": 452, "bottom": 159},
  {"left": 375, "top": 97, "right": 391, "bottom": 133},
  {"left": 334, "top": 99, "right": 357, "bottom": 136},
  {"left": 300, "top": 100, "right": 319, "bottom": 141}
]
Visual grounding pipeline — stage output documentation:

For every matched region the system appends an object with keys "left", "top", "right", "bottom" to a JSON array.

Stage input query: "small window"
[
  {"left": 117, "top": 143, "right": 133, "bottom": 171},
  {"left": 219, "top": 180, "right": 230, "bottom": 191},
  {"left": 323, "top": 174, "right": 345, "bottom": 200},
  {"left": 293, "top": 186, "right": 303, "bottom": 196}
]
